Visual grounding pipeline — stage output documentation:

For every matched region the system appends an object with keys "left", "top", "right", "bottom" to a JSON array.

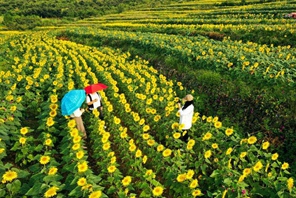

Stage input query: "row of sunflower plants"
[
  {"left": 80, "top": 49, "right": 168, "bottom": 197},
  {"left": 58, "top": 39, "right": 163, "bottom": 197},
  {"left": 77, "top": 45, "right": 203, "bottom": 197},
  {"left": 61, "top": 28, "right": 295, "bottom": 86},
  {"left": 0, "top": 32, "right": 103, "bottom": 197},
  {"left": 71, "top": 42, "right": 296, "bottom": 197}
]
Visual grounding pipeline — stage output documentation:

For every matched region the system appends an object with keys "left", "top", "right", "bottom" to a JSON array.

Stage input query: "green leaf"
[
  {"left": 68, "top": 186, "right": 83, "bottom": 197},
  {"left": 223, "top": 178, "right": 232, "bottom": 186},
  {"left": 210, "top": 170, "right": 219, "bottom": 178},
  {"left": 34, "top": 144, "right": 43, "bottom": 152},
  {"left": 0, "top": 188, "right": 6, "bottom": 197},
  {"left": 107, "top": 185, "right": 116, "bottom": 194},
  {"left": 26, "top": 182, "right": 42, "bottom": 196},
  {"left": 13, "top": 168, "right": 30, "bottom": 179},
  {"left": 6, "top": 179, "right": 21, "bottom": 194}
]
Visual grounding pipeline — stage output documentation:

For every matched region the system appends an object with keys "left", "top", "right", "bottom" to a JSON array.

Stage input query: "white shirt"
[
  {"left": 86, "top": 92, "right": 101, "bottom": 110},
  {"left": 70, "top": 108, "right": 83, "bottom": 118},
  {"left": 178, "top": 104, "right": 194, "bottom": 130}
]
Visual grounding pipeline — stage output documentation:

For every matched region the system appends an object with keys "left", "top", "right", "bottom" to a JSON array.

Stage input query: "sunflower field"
[
  {"left": 0, "top": 30, "right": 295, "bottom": 198},
  {"left": 0, "top": 0, "right": 296, "bottom": 198}
]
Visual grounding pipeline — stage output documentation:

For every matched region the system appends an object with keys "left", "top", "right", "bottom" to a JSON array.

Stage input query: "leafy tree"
[{"left": 3, "top": 13, "right": 42, "bottom": 30}]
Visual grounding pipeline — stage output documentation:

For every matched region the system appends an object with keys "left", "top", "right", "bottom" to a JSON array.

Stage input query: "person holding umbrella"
[
  {"left": 84, "top": 83, "right": 108, "bottom": 120},
  {"left": 61, "top": 89, "right": 87, "bottom": 139},
  {"left": 86, "top": 91, "right": 104, "bottom": 120},
  {"left": 70, "top": 108, "right": 87, "bottom": 138}
]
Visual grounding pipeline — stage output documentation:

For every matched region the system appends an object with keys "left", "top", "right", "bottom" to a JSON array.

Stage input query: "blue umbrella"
[{"left": 61, "top": 89, "right": 86, "bottom": 116}]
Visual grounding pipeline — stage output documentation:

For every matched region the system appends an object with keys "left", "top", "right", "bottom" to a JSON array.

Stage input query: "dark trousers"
[{"left": 181, "top": 129, "right": 190, "bottom": 143}]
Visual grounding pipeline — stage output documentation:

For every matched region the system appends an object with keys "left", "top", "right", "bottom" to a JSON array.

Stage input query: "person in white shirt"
[
  {"left": 86, "top": 92, "right": 104, "bottom": 119},
  {"left": 177, "top": 94, "right": 194, "bottom": 142},
  {"left": 70, "top": 108, "right": 87, "bottom": 139}
]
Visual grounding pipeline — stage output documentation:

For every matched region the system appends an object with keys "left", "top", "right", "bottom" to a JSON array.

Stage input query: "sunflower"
[
  {"left": 129, "top": 144, "right": 136, "bottom": 152},
  {"left": 271, "top": 153, "right": 279, "bottom": 161},
  {"left": 49, "top": 104, "right": 58, "bottom": 110},
  {"left": 103, "top": 142, "right": 110, "bottom": 151},
  {"left": 20, "top": 127, "right": 28, "bottom": 135},
  {"left": 281, "top": 162, "right": 289, "bottom": 170},
  {"left": 173, "top": 133, "right": 181, "bottom": 139},
  {"left": 46, "top": 117, "right": 54, "bottom": 127},
  {"left": 76, "top": 151, "right": 84, "bottom": 159},
  {"left": 206, "top": 116, "right": 213, "bottom": 122},
  {"left": 77, "top": 177, "right": 87, "bottom": 186},
  {"left": 243, "top": 168, "right": 251, "bottom": 176},
  {"left": 45, "top": 139, "right": 52, "bottom": 146},
  {"left": 19, "top": 137, "right": 27, "bottom": 145},
  {"left": 238, "top": 175, "right": 245, "bottom": 183},
  {"left": 212, "top": 143, "right": 218, "bottom": 149},
  {"left": 247, "top": 136, "right": 257, "bottom": 144},
  {"left": 214, "top": 121, "right": 222, "bottom": 129},
  {"left": 50, "top": 95, "right": 58, "bottom": 103},
  {"left": 49, "top": 110, "right": 57, "bottom": 117},
  {"left": 44, "top": 186, "right": 59, "bottom": 198},
  {"left": 204, "top": 150, "right": 212, "bottom": 159},
  {"left": 10, "top": 106, "right": 17, "bottom": 112},
  {"left": 48, "top": 167, "right": 58, "bottom": 175},
  {"left": 2, "top": 170, "right": 17, "bottom": 183},
  {"left": 192, "top": 189, "right": 202, "bottom": 197},
  {"left": 171, "top": 122, "right": 179, "bottom": 130},
  {"left": 189, "top": 179, "right": 199, "bottom": 189},
  {"left": 142, "top": 133, "right": 150, "bottom": 140},
  {"left": 202, "top": 132, "right": 212, "bottom": 141},
  {"left": 287, "top": 178, "right": 294, "bottom": 192},
  {"left": 162, "top": 149, "right": 172, "bottom": 157},
  {"left": 107, "top": 165, "right": 116, "bottom": 173},
  {"left": 225, "top": 128, "right": 234, "bottom": 136},
  {"left": 114, "top": 117, "right": 121, "bottom": 125},
  {"left": 143, "top": 125, "right": 150, "bottom": 132},
  {"left": 152, "top": 186, "right": 163, "bottom": 197},
  {"left": 253, "top": 161, "right": 263, "bottom": 172},
  {"left": 240, "top": 152, "right": 247, "bottom": 158},
  {"left": 186, "top": 145, "right": 193, "bottom": 150},
  {"left": 154, "top": 115, "right": 161, "bottom": 122},
  {"left": 89, "top": 190, "right": 102, "bottom": 198},
  {"left": 226, "top": 148, "right": 233, "bottom": 155},
  {"left": 262, "top": 141, "right": 270, "bottom": 150},
  {"left": 122, "top": 176, "right": 132, "bottom": 186},
  {"left": 177, "top": 173, "right": 187, "bottom": 182},
  {"left": 72, "top": 143, "right": 81, "bottom": 151},
  {"left": 145, "top": 169, "right": 153, "bottom": 177},
  {"left": 186, "top": 170, "right": 195, "bottom": 180},
  {"left": 135, "top": 149, "right": 142, "bottom": 158},
  {"left": 73, "top": 136, "right": 82, "bottom": 144},
  {"left": 147, "top": 139, "right": 155, "bottom": 146},
  {"left": 120, "top": 132, "right": 127, "bottom": 139},
  {"left": 78, "top": 161, "right": 88, "bottom": 173},
  {"left": 142, "top": 155, "right": 148, "bottom": 164},
  {"left": 70, "top": 128, "right": 79, "bottom": 137},
  {"left": 139, "top": 118, "right": 145, "bottom": 125},
  {"left": 40, "top": 156, "right": 50, "bottom": 165},
  {"left": 157, "top": 144, "right": 164, "bottom": 152},
  {"left": 187, "top": 139, "right": 195, "bottom": 147}
]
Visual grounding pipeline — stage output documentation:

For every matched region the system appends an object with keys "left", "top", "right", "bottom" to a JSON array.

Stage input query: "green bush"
[{"left": 3, "top": 13, "right": 41, "bottom": 30}]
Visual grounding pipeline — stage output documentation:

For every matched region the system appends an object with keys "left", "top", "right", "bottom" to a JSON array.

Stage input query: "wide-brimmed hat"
[{"left": 183, "top": 94, "right": 193, "bottom": 101}]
